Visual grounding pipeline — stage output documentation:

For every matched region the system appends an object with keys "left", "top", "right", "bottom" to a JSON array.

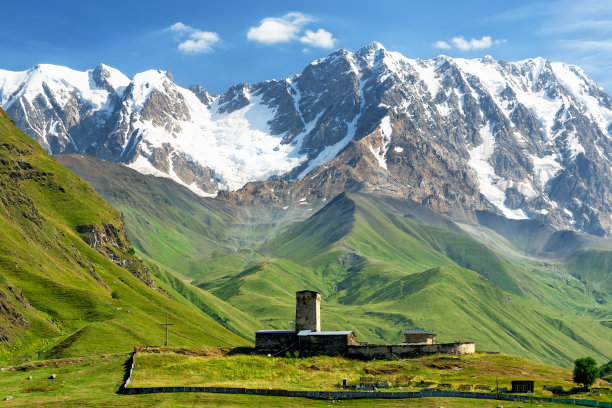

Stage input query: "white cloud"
[
  {"left": 433, "top": 40, "right": 452, "bottom": 50},
  {"left": 300, "top": 29, "right": 336, "bottom": 49},
  {"left": 452, "top": 36, "right": 493, "bottom": 50},
  {"left": 178, "top": 31, "right": 220, "bottom": 54},
  {"left": 167, "top": 22, "right": 220, "bottom": 54},
  {"left": 433, "top": 35, "right": 505, "bottom": 51},
  {"left": 168, "top": 22, "right": 192, "bottom": 34},
  {"left": 247, "top": 12, "right": 311, "bottom": 45}
]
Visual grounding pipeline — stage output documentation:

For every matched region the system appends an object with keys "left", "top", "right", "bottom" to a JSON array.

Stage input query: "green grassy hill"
[
  {"left": 0, "top": 109, "right": 248, "bottom": 364},
  {"left": 54, "top": 154, "right": 612, "bottom": 368},
  {"left": 207, "top": 193, "right": 612, "bottom": 366}
]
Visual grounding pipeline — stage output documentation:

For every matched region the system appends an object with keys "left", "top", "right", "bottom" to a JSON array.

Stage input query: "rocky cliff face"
[
  {"left": 1, "top": 43, "right": 612, "bottom": 236},
  {"left": 75, "top": 222, "right": 154, "bottom": 288}
]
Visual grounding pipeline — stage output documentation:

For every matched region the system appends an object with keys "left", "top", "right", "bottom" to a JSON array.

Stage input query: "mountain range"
[{"left": 2, "top": 42, "right": 612, "bottom": 237}]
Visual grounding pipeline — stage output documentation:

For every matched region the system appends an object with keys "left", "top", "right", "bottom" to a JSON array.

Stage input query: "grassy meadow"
[
  {"left": 2, "top": 349, "right": 609, "bottom": 407},
  {"left": 129, "top": 348, "right": 612, "bottom": 397}
]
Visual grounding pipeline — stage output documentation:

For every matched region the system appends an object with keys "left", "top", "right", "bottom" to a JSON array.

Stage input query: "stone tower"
[{"left": 295, "top": 290, "right": 320, "bottom": 332}]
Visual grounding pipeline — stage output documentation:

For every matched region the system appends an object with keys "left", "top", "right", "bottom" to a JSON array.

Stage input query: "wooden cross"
[{"left": 161, "top": 314, "right": 174, "bottom": 346}]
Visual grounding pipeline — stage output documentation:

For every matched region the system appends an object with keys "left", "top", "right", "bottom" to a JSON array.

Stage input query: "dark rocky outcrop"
[{"left": 76, "top": 223, "right": 154, "bottom": 288}]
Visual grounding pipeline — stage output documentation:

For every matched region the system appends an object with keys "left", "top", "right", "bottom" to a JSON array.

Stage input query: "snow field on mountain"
[
  {"left": 468, "top": 123, "right": 527, "bottom": 220},
  {"left": 124, "top": 78, "right": 306, "bottom": 192}
]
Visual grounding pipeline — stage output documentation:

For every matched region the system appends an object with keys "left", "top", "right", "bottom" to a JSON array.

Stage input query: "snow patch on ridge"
[
  {"left": 369, "top": 116, "right": 392, "bottom": 170},
  {"left": 298, "top": 123, "right": 354, "bottom": 179},
  {"left": 566, "top": 131, "right": 585, "bottom": 159},
  {"left": 408, "top": 59, "right": 441, "bottom": 97},
  {"left": 127, "top": 155, "right": 215, "bottom": 197},
  {"left": 468, "top": 123, "right": 527, "bottom": 219}
]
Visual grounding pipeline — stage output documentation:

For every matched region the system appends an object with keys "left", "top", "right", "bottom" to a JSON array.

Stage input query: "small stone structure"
[
  {"left": 404, "top": 329, "right": 436, "bottom": 344},
  {"left": 255, "top": 291, "right": 475, "bottom": 358},
  {"left": 512, "top": 380, "right": 534, "bottom": 393}
]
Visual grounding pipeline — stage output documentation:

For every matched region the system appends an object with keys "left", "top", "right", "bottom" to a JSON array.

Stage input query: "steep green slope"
[
  {"left": 55, "top": 154, "right": 311, "bottom": 278},
  {"left": 55, "top": 154, "right": 238, "bottom": 274},
  {"left": 565, "top": 250, "right": 612, "bottom": 293},
  {"left": 263, "top": 193, "right": 523, "bottom": 295},
  {"left": 0, "top": 109, "right": 248, "bottom": 363}
]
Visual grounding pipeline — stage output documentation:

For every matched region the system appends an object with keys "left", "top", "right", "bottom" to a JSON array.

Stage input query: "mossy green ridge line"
[{"left": 0, "top": 109, "right": 248, "bottom": 364}]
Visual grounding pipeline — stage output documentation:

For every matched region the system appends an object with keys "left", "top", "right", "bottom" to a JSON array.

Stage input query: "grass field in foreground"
[
  {"left": 0, "top": 351, "right": 597, "bottom": 408},
  {"left": 129, "top": 348, "right": 611, "bottom": 401}
]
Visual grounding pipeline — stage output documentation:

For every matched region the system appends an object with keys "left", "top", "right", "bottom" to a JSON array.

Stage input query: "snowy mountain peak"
[
  {"left": 91, "top": 63, "right": 130, "bottom": 96},
  {"left": 356, "top": 41, "right": 387, "bottom": 58},
  {"left": 130, "top": 69, "right": 176, "bottom": 113}
]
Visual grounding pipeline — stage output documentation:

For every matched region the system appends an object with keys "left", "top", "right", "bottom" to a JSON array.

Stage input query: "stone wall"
[
  {"left": 255, "top": 332, "right": 296, "bottom": 352},
  {"left": 255, "top": 330, "right": 475, "bottom": 360},
  {"left": 347, "top": 342, "right": 475, "bottom": 359},
  {"left": 298, "top": 333, "right": 354, "bottom": 356}
]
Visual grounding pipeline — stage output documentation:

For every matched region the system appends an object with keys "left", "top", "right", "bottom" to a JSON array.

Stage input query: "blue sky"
[{"left": 2, "top": 0, "right": 611, "bottom": 93}]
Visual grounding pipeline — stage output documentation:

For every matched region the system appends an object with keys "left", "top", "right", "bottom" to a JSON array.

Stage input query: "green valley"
[{"left": 57, "top": 154, "right": 612, "bottom": 368}]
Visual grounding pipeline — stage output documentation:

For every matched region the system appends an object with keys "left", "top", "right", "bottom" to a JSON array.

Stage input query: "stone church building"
[{"left": 255, "top": 290, "right": 475, "bottom": 358}]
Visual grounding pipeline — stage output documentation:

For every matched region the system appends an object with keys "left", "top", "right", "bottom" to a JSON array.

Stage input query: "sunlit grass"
[{"left": 130, "top": 348, "right": 611, "bottom": 401}]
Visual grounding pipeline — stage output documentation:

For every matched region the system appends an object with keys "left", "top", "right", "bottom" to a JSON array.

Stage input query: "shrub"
[
  {"left": 111, "top": 290, "right": 120, "bottom": 299},
  {"left": 573, "top": 357, "right": 599, "bottom": 389}
]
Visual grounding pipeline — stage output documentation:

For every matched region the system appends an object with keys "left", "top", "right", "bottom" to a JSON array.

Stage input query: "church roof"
[{"left": 297, "top": 330, "right": 353, "bottom": 336}]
